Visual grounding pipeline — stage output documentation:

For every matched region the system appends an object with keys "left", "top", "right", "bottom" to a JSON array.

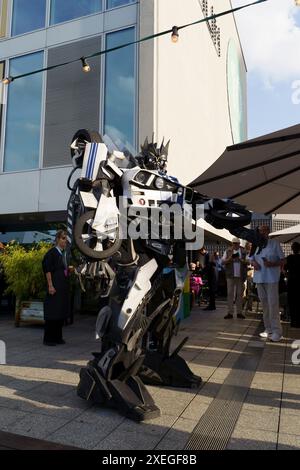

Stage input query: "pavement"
[{"left": 0, "top": 302, "right": 299, "bottom": 450}]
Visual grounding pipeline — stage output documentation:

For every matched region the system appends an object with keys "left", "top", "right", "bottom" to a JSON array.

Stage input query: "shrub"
[{"left": 0, "top": 242, "right": 52, "bottom": 301}]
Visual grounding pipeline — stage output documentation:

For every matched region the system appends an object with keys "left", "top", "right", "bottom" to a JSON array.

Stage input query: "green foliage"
[{"left": 0, "top": 242, "right": 52, "bottom": 301}]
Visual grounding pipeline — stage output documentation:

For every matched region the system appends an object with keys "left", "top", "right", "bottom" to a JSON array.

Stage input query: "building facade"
[{"left": 0, "top": 0, "right": 246, "bottom": 236}]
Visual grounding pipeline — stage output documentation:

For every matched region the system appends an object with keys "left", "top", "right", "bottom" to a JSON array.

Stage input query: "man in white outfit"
[{"left": 252, "top": 226, "right": 285, "bottom": 342}]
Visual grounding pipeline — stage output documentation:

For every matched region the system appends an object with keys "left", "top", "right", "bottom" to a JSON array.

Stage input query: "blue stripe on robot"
[
  {"left": 89, "top": 143, "right": 98, "bottom": 180},
  {"left": 86, "top": 143, "right": 97, "bottom": 179},
  {"left": 85, "top": 144, "right": 93, "bottom": 179}
]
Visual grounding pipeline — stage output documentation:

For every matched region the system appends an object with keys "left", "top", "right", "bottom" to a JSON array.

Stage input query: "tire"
[
  {"left": 74, "top": 210, "right": 123, "bottom": 260},
  {"left": 70, "top": 129, "right": 103, "bottom": 162},
  {"left": 206, "top": 201, "right": 251, "bottom": 230},
  {"left": 210, "top": 210, "right": 251, "bottom": 226}
]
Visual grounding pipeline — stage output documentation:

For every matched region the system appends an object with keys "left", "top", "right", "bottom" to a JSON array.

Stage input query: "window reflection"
[
  {"left": 11, "top": 0, "right": 46, "bottom": 36},
  {"left": 104, "top": 28, "right": 136, "bottom": 150},
  {"left": 0, "top": 0, "right": 9, "bottom": 38},
  {"left": 0, "top": 62, "right": 4, "bottom": 144},
  {"left": 50, "top": 0, "right": 102, "bottom": 25},
  {"left": 4, "top": 52, "right": 43, "bottom": 172},
  {"left": 107, "top": 0, "right": 135, "bottom": 9}
]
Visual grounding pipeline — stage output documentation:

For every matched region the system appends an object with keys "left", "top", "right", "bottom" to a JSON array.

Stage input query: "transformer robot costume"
[{"left": 67, "top": 129, "right": 254, "bottom": 421}]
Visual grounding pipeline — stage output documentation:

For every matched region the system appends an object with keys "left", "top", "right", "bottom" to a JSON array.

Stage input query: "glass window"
[
  {"left": 4, "top": 52, "right": 44, "bottom": 172},
  {"left": 104, "top": 28, "right": 136, "bottom": 150},
  {"left": 11, "top": 0, "right": 46, "bottom": 36},
  {"left": 50, "top": 0, "right": 102, "bottom": 25},
  {"left": 0, "top": 62, "right": 4, "bottom": 144},
  {"left": 43, "top": 37, "right": 101, "bottom": 167},
  {"left": 107, "top": 0, "right": 135, "bottom": 9},
  {"left": 0, "top": 0, "right": 9, "bottom": 38}
]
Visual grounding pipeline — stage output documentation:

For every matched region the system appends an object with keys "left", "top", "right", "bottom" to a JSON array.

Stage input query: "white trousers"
[{"left": 256, "top": 283, "right": 282, "bottom": 337}]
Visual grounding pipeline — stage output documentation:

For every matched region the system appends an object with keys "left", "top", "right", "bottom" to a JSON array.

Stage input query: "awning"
[
  {"left": 269, "top": 224, "right": 300, "bottom": 244},
  {"left": 191, "top": 123, "right": 300, "bottom": 215}
]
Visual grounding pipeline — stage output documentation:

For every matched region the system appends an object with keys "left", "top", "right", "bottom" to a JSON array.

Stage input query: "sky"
[{"left": 232, "top": 0, "right": 300, "bottom": 139}]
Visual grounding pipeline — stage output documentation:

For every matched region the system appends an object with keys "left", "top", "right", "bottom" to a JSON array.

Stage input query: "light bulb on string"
[
  {"left": 171, "top": 26, "right": 179, "bottom": 43},
  {"left": 2, "top": 76, "right": 14, "bottom": 85},
  {"left": 81, "top": 57, "right": 91, "bottom": 73}
]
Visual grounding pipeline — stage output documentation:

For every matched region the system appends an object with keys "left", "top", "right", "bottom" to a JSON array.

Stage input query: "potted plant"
[{"left": 0, "top": 242, "right": 51, "bottom": 326}]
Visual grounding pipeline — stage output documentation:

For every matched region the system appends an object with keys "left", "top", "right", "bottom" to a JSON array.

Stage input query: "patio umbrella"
[
  {"left": 269, "top": 224, "right": 300, "bottom": 244},
  {"left": 190, "top": 123, "right": 300, "bottom": 215}
]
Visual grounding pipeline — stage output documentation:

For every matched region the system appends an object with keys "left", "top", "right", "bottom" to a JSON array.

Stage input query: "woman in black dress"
[
  {"left": 286, "top": 242, "right": 300, "bottom": 328},
  {"left": 42, "top": 230, "right": 70, "bottom": 345}
]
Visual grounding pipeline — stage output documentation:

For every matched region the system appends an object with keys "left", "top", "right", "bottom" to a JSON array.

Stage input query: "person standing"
[
  {"left": 252, "top": 225, "right": 285, "bottom": 342},
  {"left": 0, "top": 243, "right": 5, "bottom": 313},
  {"left": 42, "top": 230, "right": 70, "bottom": 346},
  {"left": 200, "top": 247, "right": 217, "bottom": 311},
  {"left": 222, "top": 238, "right": 248, "bottom": 319},
  {"left": 286, "top": 242, "right": 300, "bottom": 328}
]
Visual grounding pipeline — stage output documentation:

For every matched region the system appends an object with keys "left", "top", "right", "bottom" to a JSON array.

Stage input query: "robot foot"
[
  {"left": 139, "top": 351, "right": 202, "bottom": 389},
  {"left": 77, "top": 364, "right": 160, "bottom": 422}
]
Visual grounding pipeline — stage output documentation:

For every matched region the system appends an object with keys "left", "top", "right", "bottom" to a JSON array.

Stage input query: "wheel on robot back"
[
  {"left": 70, "top": 129, "right": 103, "bottom": 168},
  {"left": 74, "top": 209, "right": 123, "bottom": 260}
]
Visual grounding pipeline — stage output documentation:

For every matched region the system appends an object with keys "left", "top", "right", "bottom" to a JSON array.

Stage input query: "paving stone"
[
  {"left": 0, "top": 408, "right": 28, "bottom": 427},
  {"left": 180, "top": 397, "right": 210, "bottom": 420},
  {"left": 155, "top": 418, "right": 198, "bottom": 450},
  {"left": 280, "top": 398, "right": 300, "bottom": 413},
  {"left": 5, "top": 414, "right": 68, "bottom": 440},
  {"left": 93, "top": 415, "right": 176, "bottom": 451},
  {"left": 29, "top": 382, "right": 74, "bottom": 398},
  {"left": 234, "top": 409, "right": 279, "bottom": 433},
  {"left": 47, "top": 420, "right": 115, "bottom": 449},
  {"left": 243, "top": 396, "right": 281, "bottom": 412},
  {"left": 227, "top": 427, "right": 277, "bottom": 450},
  {"left": 3, "top": 378, "right": 46, "bottom": 392},
  {"left": 279, "top": 411, "right": 300, "bottom": 436},
  {"left": 277, "top": 433, "right": 300, "bottom": 450}
]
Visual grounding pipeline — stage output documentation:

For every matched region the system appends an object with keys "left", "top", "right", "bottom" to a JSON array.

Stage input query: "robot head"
[{"left": 138, "top": 136, "right": 170, "bottom": 173}]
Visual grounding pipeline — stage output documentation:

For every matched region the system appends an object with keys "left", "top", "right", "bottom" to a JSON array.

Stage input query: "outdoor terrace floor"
[{"left": 0, "top": 302, "right": 299, "bottom": 450}]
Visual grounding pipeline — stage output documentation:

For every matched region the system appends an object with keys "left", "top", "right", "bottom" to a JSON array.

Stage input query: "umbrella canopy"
[
  {"left": 191, "top": 123, "right": 300, "bottom": 215},
  {"left": 269, "top": 224, "right": 300, "bottom": 244}
]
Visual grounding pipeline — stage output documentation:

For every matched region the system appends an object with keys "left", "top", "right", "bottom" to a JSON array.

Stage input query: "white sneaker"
[
  {"left": 259, "top": 331, "right": 270, "bottom": 339},
  {"left": 269, "top": 334, "right": 282, "bottom": 343}
]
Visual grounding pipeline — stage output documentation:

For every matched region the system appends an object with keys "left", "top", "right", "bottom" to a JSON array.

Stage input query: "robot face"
[{"left": 139, "top": 137, "right": 170, "bottom": 172}]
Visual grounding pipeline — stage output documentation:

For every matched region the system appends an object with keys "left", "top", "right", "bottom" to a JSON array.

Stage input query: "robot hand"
[
  {"left": 204, "top": 198, "right": 252, "bottom": 230},
  {"left": 190, "top": 190, "right": 251, "bottom": 231}
]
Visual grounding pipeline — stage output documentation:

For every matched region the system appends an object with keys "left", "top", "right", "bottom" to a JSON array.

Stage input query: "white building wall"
[{"left": 139, "top": 0, "right": 247, "bottom": 186}]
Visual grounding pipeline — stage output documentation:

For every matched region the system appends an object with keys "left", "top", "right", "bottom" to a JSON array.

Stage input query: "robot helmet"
[{"left": 139, "top": 136, "right": 170, "bottom": 172}]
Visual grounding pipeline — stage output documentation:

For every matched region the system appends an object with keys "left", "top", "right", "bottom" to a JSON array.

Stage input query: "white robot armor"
[{"left": 67, "top": 129, "right": 254, "bottom": 421}]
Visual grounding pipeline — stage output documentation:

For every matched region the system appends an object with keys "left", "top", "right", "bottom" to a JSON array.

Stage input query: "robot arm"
[{"left": 190, "top": 189, "right": 252, "bottom": 231}]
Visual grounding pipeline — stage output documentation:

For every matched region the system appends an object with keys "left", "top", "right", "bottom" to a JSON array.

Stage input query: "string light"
[
  {"left": 295, "top": 0, "right": 300, "bottom": 5},
  {"left": 81, "top": 57, "right": 91, "bottom": 73},
  {"left": 0, "top": 0, "right": 267, "bottom": 85},
  {"left": 171, "top": 26, "right": 179, "bottom": 43},
  {"left": 2, "top": 77, "right": 14, "bottom": 85}
]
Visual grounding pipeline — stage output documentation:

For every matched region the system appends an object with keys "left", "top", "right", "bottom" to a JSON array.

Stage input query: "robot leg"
[
  {"left": 139, "top": 269, "right": 202, "bottom": 389},
  {"left": 77, "top": 258, "right": 161, "bottom": 421}
]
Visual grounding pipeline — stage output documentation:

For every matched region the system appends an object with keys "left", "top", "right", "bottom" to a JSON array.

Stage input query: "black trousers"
[{"left": 44, "top": 320, "right": 64, "bottom": 343}]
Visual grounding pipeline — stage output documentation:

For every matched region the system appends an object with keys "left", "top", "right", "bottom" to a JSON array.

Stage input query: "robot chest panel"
[{"left": 127, "top": 186, "right": 178, "bottom": 207}]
